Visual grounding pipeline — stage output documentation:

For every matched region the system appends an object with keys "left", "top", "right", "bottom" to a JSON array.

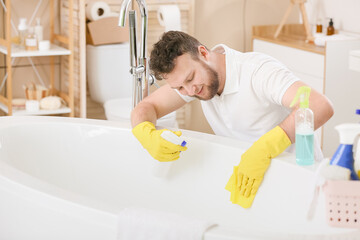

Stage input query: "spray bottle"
[
  {"left": 152, "top": 131, "right": 187, "bottom": 178},
  {"left": 330, "top": 123, "right": 360, "bottom": 180},
  {"left": 356, "top": 109, "right": 360, "bottom": 178},
  {"left": 290, "top": 86, "right": 314, "bottom": 166}
]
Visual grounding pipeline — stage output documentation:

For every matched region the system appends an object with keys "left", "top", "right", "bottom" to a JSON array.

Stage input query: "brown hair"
[{"left": 149, "top": 31, "right": 205, "bottom": 80}]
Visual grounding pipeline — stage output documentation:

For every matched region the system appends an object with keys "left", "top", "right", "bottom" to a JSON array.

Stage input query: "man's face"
[{"left": 164, "top": 53, "right": 219, "bottom": 101}]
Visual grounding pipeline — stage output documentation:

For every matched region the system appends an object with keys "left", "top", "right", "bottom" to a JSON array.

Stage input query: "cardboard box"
[{"left": 87, "top": 17, "right": 129, "bottom": 45}]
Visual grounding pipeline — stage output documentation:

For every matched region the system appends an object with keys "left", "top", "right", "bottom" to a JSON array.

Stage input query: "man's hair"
[{"left": 149, "top": 31, "right": 205, "bottom": 80}]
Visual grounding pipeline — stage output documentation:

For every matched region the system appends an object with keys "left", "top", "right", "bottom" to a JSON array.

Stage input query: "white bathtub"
[{"left": 0, "top": 116, "right": 359, "bottom": 240}]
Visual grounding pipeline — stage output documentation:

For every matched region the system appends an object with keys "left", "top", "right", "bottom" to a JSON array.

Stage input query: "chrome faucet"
[{"left": 119, "top": 0, "right": 154, "bottom": 108}]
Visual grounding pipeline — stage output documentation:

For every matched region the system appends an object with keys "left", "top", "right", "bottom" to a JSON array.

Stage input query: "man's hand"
[
  {"left": 225, "top": 126, "right": 291, "bottom": 208},
  {"left": 132, "top": 121, "right": 187, "bottom": 162}
]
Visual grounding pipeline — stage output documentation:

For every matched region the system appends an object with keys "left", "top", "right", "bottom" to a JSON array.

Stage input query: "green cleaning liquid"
[{"left": 295, "top": 133, "right": 314, "bottom": 165}]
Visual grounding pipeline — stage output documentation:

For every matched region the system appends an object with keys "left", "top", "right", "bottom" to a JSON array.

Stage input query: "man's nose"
[{"left": 192, "top": 85, "right": 201, "bottom": 95}]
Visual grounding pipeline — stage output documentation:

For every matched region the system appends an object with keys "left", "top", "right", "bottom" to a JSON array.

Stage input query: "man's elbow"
[{"left": 323, "top": 98, "right": 335, "bottom": 123}]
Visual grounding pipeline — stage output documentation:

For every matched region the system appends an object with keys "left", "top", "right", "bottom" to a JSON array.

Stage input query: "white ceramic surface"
[
  {"left": 104, "top": 98, "right": 177, "bottom": 128},
  {"left": 0, "top": 116, "right": 359, "bottom": 240},
  {"left": 86, "top": 43, "right": 132, "bottom": 104}
]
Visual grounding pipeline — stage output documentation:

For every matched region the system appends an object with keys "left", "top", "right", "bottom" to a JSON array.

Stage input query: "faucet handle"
[{"left": 149, "top": 74, "right": 160, "bottom": 88}]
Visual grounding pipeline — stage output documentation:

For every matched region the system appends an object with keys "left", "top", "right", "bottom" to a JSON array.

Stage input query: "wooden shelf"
[
  {"left": 0, "top": 0, "right": 74, "bottom": 117},
  {"left": 0, "top": 102, "right": 71, "bottom": 116},
  {"left": 0, "top": 44, "right": 71, "bottom": 57},
  {"left": 252, "top": 24, "right": 325, "bottom": 55}
]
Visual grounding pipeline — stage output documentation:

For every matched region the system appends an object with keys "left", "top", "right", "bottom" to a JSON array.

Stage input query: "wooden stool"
[{"left": 274, "top": 0, "right": 314, "bottom": 42}]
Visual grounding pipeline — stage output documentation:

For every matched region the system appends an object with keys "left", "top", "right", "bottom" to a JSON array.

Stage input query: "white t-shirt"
[
  {"left": 176, "top": 44, "right": 322, "bottom": 158},
  {"left": 178, "top": 44, "right": 297, "bottom": 141}
]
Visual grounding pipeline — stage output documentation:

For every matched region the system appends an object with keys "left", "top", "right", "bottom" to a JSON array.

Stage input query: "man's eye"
[{"left": 188, "top": 73, "right": 195, "bottom": 82}]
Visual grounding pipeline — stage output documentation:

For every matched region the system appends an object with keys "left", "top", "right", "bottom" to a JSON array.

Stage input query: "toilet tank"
[{"left": 86, "top": 43, "right": 132, "bottom": 104}]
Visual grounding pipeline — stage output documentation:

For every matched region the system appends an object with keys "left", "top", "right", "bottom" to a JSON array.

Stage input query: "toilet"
[{"left": 86, "top": 43, "right": 177, "bottom": 127}]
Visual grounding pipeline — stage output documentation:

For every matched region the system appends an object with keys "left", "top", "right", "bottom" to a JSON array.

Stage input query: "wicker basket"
[
  {"left": 323, "top": 180, "right": 360, "bottom": 229},
  {"left": 24, "top": 82, "right": 49, "bottom": 100}
]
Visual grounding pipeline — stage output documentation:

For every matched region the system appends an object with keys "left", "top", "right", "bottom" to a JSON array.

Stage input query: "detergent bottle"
[
  {"left": 330, "top": 123, "right": 360, "bottom": 180},
  {"left": 356, "top": 110, "right": 360, "bottom": 177},
  {"left": 290, "top": 86, "right": 314, "bottom": 166}
]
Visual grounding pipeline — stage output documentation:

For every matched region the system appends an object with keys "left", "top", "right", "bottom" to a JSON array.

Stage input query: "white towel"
[
  {"left": 314, "top": 34, "right": 356, "bottom": 47},
  {"left": 117, "top": 207, "right": 216, "bottom": 240}
]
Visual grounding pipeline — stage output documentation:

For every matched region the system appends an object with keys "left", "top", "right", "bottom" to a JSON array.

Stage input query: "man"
[{"left": 131, "top": 31, "right": 334, "bottom": 208}]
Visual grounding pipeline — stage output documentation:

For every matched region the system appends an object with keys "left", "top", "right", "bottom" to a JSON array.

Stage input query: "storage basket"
[
  {"left": 23, "top": 82, "right": 49, "bottom": 100},
  {"left": 323, "top": 180, "right": 360, "bottom": 229}
]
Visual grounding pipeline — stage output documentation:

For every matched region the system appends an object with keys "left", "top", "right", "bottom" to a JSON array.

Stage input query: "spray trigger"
[{"left": 290, "top": 86, "right": 311, "bottom": 108}]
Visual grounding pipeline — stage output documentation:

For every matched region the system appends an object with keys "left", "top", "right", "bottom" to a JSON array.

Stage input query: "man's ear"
[{"left": 198, "top": 45, "right": 210, "bottom": 61}]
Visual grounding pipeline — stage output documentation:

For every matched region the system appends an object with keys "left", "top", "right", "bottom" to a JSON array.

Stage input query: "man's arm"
[
  {"left": 131, "top": 84, "right": 187, "bottom": 127},
  {"left": 226, "top": 81, "right": 334, "bottom": 208},
  {"left": 279, "top": 81, "right": 334, "bottom": 143},
  {"left": 131, "top": 84, "right": 188, "bottom": 162}
]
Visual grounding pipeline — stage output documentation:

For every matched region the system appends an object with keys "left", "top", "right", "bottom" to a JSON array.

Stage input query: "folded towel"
[
  {"left": 118, "top": 207, "right": 216, "bottom": 240},
  {"left": 314, "top": 34, "right": 356, "bottom": 47}
]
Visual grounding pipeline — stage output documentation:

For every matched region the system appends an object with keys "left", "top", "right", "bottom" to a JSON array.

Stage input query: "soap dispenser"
[
  {"left": 290, "top": 86, "right": 314, "bottom": 166},
  {"left": 17, "top": 18, "right": 28, "bottom": 47},
  {"left": 327, "top": 18, "right": 335, "bottom": 36},
  {"left": 34, "top": 18, "right": 43, "bottom": 42}
]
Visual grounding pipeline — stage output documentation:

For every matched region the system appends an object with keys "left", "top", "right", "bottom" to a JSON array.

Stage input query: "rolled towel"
[{"left": 118, "top": 207, "right": 216, "bottom": 240}]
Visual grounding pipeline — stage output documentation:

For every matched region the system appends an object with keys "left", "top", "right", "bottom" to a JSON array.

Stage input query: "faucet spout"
[
  {"left": 118, "top": 0, "right": 131, "bottom": 27},
  {"left": 118, "top": 0, "right": 149, "bottom": 108}
]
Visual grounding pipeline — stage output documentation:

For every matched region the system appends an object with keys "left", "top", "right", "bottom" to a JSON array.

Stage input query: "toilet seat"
[{"left": 104, "top": 98, "right": 178, "bottom": 128}]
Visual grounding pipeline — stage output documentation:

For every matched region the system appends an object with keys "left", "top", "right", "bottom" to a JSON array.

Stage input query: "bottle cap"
[
  {"left": 356, "top": 109, "right": 360, "bottom": 115},
  {"left": 290, "top": 86, "right": 311, "bottom": 109}
]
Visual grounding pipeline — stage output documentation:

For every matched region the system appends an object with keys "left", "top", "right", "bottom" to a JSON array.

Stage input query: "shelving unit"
[{"left": 0, "top": 0, "right": 74, "bottom": 116}]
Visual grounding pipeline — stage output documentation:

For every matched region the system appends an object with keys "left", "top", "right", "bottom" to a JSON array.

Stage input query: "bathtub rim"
[{"left": 1, "top": 116, "right": 358, "bottom": 239}]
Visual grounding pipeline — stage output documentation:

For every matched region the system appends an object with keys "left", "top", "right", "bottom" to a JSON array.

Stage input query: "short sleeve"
[{"left": 251, "top": 54, "right": 300, "bottom": 106}]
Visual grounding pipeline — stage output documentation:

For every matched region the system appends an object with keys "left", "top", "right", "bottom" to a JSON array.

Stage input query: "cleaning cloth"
[{"left": 118, "top": 207, "right": 216, "bottom": 240}]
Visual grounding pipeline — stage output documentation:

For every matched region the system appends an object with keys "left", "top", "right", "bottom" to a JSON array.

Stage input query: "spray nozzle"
[{"left": 290, "top": 86, "right": 311, "bottom": 109}]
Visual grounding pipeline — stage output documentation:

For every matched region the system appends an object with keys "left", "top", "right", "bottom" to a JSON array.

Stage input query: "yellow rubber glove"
[
  {"left": 225, "top": 126, "right": 291, "bottom": 208},
  {"left": 132, "top": 121, "right": 188, "bottom": 162}
]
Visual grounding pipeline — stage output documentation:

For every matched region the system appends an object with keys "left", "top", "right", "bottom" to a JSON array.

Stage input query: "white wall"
[
  {"left": 305, "top": 0, "right": 360, "bottom": 34},
  {"left": 189, "top": 0, "right": 299, "bottom": 133}
]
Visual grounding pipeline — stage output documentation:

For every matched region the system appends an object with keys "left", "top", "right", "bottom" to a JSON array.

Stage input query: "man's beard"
[{"left": 192, "top": 61, "right": 219, "bottom": 101}]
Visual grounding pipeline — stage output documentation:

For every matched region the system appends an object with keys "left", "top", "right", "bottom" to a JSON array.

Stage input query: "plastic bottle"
[
  {"left": 355, "top": 109, "right": 360, "bottom": 178},
  {"left": 152, "top": 131, "right": 187, "bottom": 178},
  {"left": 17, "top": 18, "right": 28, "bottom": 48},
  {"left": 290, "top": 86, "right": 314, "bottom": 166},
  {"left": 330, "top": 123, "right": 360, "bottom": 180},
  {"left": 25, "top": 27, "right": 37, "bottom": 51},
  {"left": 34, "top": 18, "right": 43, "bottom": 42},
  {"left": 316, "top": 18, "right": 323, "bottom": 33},
  {"left": 327, "top": 18, "right": 335, "bottom": 36}
]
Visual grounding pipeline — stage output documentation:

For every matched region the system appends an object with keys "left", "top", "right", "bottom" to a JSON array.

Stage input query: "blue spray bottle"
[
  {"left": 290, "top": 86, "right": 314, "bottom": 166},
  {"left": 355, "top": 109, "right": 360, "bottom": 177},
  {"left": 330, "top": 123, "right": 360, "bottom": 180}
]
